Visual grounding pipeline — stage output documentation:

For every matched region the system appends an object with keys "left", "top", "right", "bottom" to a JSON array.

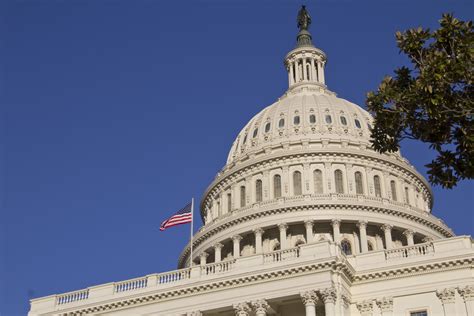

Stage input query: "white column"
[
  {"left": 321, "top": 288, "right": 337, "bottom": 316},
  {"left": 278, "top": 223, "right": 288, "bottom": 249},
  {"left": 358, "top": 220, "right": 368, "bottom": 253},
  {"left": 403, "top": 229, "right": 415, "bottom": 246},
  {"left": 437, "top": 288, "right": 457, "bottom": 316},
  {"left": 295, "top": 60, "right": 300, "bottom": 82},
  {"left": 288, "top": 63, "right": 293, "bottom": 86},
  {"left": 341, "top": 294, "right": 350, "bottom": 316},
  {"left": 376, "top": 297, "right": 393, "bottom": 316},
  {"left": 302, "top": 58, "right": 307, "bottom": 81},
  {"left": 331, "top": 219, "right": 341, "bottom": 244},
  {"left": 214, "top": 243, "right": 223, "bottom": 262},
  {"left": 319, "top": 61, "right": 326, "bottom": 84},
  {"left": 458, "top": 286, "right": 474, "bottom": 316},
  {"left": 300, "top": 290, "right": 318, "bottom": 316},
  {"left": 232, "top": 235, "right": 242, "bottom": 258},
  {"left": 381, "top": 224, "right": 393, "bottom": 249},
  {"left": 199, "top": 252, "right": 208, "bottom": 266},
  {"left": 254, "top": 228, "right": 264, "bottom": 254},
  {"left": 353, "top": 232, "right": 360, "bottom": 254},
  {"left": 233, "top": 302, "right": 251, "bottom": 316},
  {"left": 310, "top": 58, "right": 316, "bottom": 81},
  {"left": 251, "top": 299, "right": 270, "bottom": 316},
  {"left": 305, "top": 220, "right": 314, "bottom": 243}
]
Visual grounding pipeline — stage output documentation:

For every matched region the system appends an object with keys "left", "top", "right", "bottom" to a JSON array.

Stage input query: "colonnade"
[{"left": 287, "top": 55, "right": 325, "bottom": 86}]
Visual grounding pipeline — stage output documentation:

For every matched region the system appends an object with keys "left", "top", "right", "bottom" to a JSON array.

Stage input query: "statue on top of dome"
[{"left": 297, "top": 5, "right": 311, "bottom": 31}]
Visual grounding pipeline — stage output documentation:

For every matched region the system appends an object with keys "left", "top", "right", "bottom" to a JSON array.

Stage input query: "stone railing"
[
  {"left": 201, "top": 259, "right": 236, "bottom": 276},
  {"left": 114, "top": 276, "right": 148, "bottom": 293},
  {"left": 385, "top": 243, "right": 434, "bottom": 260},
  {"left": 157, "top": 268, "right": 191, "bottom": 284},
  {"left": 56, "top": 289, "right": 89, "bottom": 305},
  {"left": 264, "top": 247, "right": 300, "bottom": 263}
]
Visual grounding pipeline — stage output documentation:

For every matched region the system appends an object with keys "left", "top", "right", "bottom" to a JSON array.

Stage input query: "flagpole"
[{"left": 190, "top": 197, "right": 194, "bottom": 267}]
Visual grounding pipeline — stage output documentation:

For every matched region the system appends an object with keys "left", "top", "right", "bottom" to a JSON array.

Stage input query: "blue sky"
[{"left": 1, "top": 1, "right": 473, "bottom": 315}]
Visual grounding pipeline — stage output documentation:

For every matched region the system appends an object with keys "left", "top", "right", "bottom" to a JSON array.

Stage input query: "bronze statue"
[{"left": 297, "top": 5, "right": 311, "bottom": 31}]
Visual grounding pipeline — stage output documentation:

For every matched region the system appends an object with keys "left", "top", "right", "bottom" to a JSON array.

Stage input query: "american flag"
[{"left": 159, "top": 202, "right": 193, "bottom": 231}]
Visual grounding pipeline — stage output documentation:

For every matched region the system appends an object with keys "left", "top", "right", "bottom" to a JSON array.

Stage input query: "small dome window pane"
[
  {"left": 355, "top": 119, "right": 362, "bottom": 129},
  {"left": 325, "top": 115, "right": 332, "bottom": 124},
  {"left": 278, "top": 118, "right": 285, "bottom": 128},
  {"left": 265, "top": 122, "right": 271, "bottom": 133},
  {"left": 309, "top": 114, "right": 316, "bottom": 124},
  {"left": 340, "top": 116, "right": 347, "bottom": 125},
  {"left": 294, "top": 116, "right": 300, "bottom": 125},
  {"left": 253, "top": 128, "right": 259, "bottom": 138},
  {"left": 243, "top": 135, "right": 247, "bottom": 144}
]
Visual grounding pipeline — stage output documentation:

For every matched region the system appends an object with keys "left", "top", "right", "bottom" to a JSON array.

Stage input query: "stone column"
[
  {"left": 331, "top": 219, "right": 341, "bottom": 244},
  {"left": 251, "top": 299, "right": 270, "bottom": 316},
  {"left": 381, "top": 224, "right": 393, "bottom": 249},
  {"left": 305, "top": 220, "right": 314, "bottom": 243},
  {"left": 233, "top": 302, "right": 251, "bottom": 316},
  {"left": 254, "top": 228, "right": 264, "bottom": 254},
  {"left": 199, "top": 252, "right": 209, "bottom": 266},
  {"left": 458, "top": 286, "right": 474, "bottom": 316},
  {"left": 300, "top": 290, "right": 318, "bottom": 316},
  {"left": 376, "top": 297, "right": 393, "bottom": 316},
  {"left": 214, "top": 243, "right": 223, "bottom": 263},
  {"left": 341, "top": 294, "right": 350, "bottom": 316},
  {"left": 310, "top": 58, "right": 316, "bottom": 81},
  {"left": 321, "top": 288, "right": 337, "bottom": 316},
  {"left": 403, "top": 229, "right": 415, "bottom": 246},
  {"left": 302, "top": 58, "right": 307, "bottom": 81},
  {"left": 437, "top": 288, "right": 457, "bottom": 315},
  {"left": 356, "top": 300, "right": 374, "bottom": 316},
  {"left": 232, "top": 235, "right": 242, "bottom": 258},
  {"left": 353, "top": 232, "right": 360, "bottom": 254},
  {"left": 318, "top": 61, "right": 325, "bottom": 84},
  {"left": 278, "top": 223, "right": 289, "bottom": 249},
  {"left": 358, "top": 220, "right": 369, "bottom": 253},
  {"left": 288, "top": 62, "right": 294, "bottom": 85}
]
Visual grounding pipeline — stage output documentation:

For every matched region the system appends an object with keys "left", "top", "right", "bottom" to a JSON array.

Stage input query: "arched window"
[
  {"left": 355, "top": 171, "right": 364, "bottom": 194},
  {"left": 278, "top": 118, "right": 285, "bottom": 128},
  {"left": 293, "top": 171, "right": 302, "bottom": 195},
  {"left": 294, "top": 116, "right": 300, "bottom": 125},
  {"left": 273, "top": 175, "right": 282, "bottom": 198},
  {"left": 313, "top": 169, "right": 323, "bottom": 194},
  {"left": 340, "top": 116, "right": 348, "bottom": 125},
  {"left": 390, "top": 180, "right": 397, "bottom": 201},
  {"left": 355, "top": 119, "right": 362, "bottom": 129},
  {"left": 309, "top": 114, "right": 316, "bottom": 124},
  {"left": 306, "top": 64, "right": 310, "bottom": 80},
  {"left": 374, "top": 175, "right": 382, "bottom": 197},
  {"left": 405, "top": 187, "right": 410, "bottom": 204},
  {"left": 334, "top": 169, "right": 344, "bottom": 194},
  {"left": 240, "top": 186, "right": 246, "bottom": 208},
  {"left": 341, "top": 239, "right": 352, "bottom": 255},
  {"left": 242, "top": 135, "right": 247, "bottom": 144},
  {"left": 367, "top": 241, "right": 374, "bottom": 251},
  {"left": 325, "top": 115, "right": 332, "bottom": 124},
  {"left": 255, "top": 180, "right": 263, "bottom": 202},
  {"left": 252, "top": 128, "right": 258, "bottom": 138},
  {"left": 227, "top": 193, "right": 232, "bottom": 212},
  {"left": 264, "top": 122, "right": 271, "bottom": 133}
]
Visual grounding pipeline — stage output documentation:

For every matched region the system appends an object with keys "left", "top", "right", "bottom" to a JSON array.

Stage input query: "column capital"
[
  {"left": 422, "top": 236, "right": 434, "bottom": 243},
  {"left": 278, "top": 223, "right": 288, "bottom": 230},
  {"left": 253, "top": 227, "right": 265, "bottom": 235},
  {"left": 458, "top": 285, "right": 474, "bottom": 302},
  {"left": 320, "top": 287, "right": 337, "bottom": 304},
  {"left": 356, "top": 300, "right": 374, "bottom": 315},
  {"left": 436, "top": 288, "right": 456, "bottom": 304},
  {"left": 381, "top": 224, "right": 393, "bottom": 232},
  {"left": 213, "top": 243, "right": 224, "bottom": 250},
  {"left": 331, "top": 219, "right": 341, "bottom": 226},
  {"left": 233, "top": 302, "right": 251, "bottom": 316},
  {"left": 232, "top": 235, "right": 243, "bottom": 242},
  {"left": 251, "top": 299, "right": 270, "bottom": 313},
  {"left": 357, "top": 220, "right": 368, "bottom": 228},
  {"left": 304, "top": 220, "right": 314, "bottom": 228},
  {"left": 199, "top": 252, "right": 209, "bottom": 259},
  {"left": 300, "top": 290, "right": 319, "bottom": 306},
  {"left": 402, "top": 229, "right": 415, "bottom": 237},
  {"left": 341, "top": 293, "right": 351, "bottom": 308},
  {"left": 376, "top": 297, "right": 393, "bottom": 312}
]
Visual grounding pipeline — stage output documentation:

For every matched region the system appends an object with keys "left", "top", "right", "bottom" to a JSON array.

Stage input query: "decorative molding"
[
  {"left": 320, "top": 287, "right": 337, "bottom": 304},
  {"left": 300, "top": 290, "right": 319, "bottom": 305},
  {"left": 233, "top": 302, "right": 251, "bottom": 316},
  {"left": 251, "top": 299, "right": 270, "bottom": 313},
  {"left": 356, "top": 300, "right": 374, "bottom": 315},
  {"left": 341, "top": 293, "right": 351, "bottom": 308},
  {"left": 436, "top": 288, "right": 457, "bottom": 304},
  {"left": 458, "top": 285, "right": 474, "bottom": 302},
  {"left": 376, "top": 297, "right": 393, "bottom": 312}
]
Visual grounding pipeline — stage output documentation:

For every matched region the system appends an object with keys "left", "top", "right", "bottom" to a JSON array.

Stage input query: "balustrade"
[
  {"left": 201, "top": 259, "right": 235, "bottom": 276},
  {"left": 157, "top": 268, "right": 191, "bottom": 284},
  {"left": 56, "top": 289, "right": 89, "bottom": 305},
  {"left": 114, "top": 277, "right": 148, "bottom": 293},
  {"left": 385, "top": 242, "right": 434, "bottom": 260},
  {"left": 263, "top": 247, "right": 300, "bottom": 263}
]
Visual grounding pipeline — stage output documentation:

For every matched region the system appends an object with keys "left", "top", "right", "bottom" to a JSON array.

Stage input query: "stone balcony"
[{"left": 29, "top": 236, "right": 473, "bottom": 315}]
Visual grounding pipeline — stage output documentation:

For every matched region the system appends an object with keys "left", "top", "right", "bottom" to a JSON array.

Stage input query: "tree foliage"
[{"left": 366, "top": 14, "right": 474, "bottom": 188}]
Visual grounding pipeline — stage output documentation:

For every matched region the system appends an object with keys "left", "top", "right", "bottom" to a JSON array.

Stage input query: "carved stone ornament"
[
  {"left": 233, "top": 302, "right": 251, "bottom": 316},
  {"left": 320, "top": 288, "right": 337, "bottom": 304},
  {"left": 341, "top": 293, "right": 351, "bottom": 308},
  {"left": 356, "top": 300, "right": 374, "bottom": 315},
  {"left": 251, "top": 299, "right": 270, "bottom": 313},
  {"left": 376, "top": 297, "right": 394, "bottom": 312},
  {"left": 436, "top": 288, "right": 456, "bottom": 304},
  {"left": 300, "top": 290, "right": 318, "bottom": 305},
  {"left": 458, "top": 285, "right": 474, "bottom": 302},
  {"left": 187, "top": 312, "right": 202, "bottom": 316}
]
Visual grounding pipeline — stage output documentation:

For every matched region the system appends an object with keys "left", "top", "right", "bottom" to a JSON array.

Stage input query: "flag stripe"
[{"left": 160, "top": 201, "right": 192, "bottom": 231}]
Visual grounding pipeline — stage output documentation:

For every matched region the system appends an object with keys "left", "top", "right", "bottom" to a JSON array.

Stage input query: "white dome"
[{"left": 227, "top": 89, "right": 373, "bottom": 164}]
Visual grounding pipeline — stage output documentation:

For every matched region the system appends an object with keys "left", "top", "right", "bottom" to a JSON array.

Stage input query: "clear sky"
[{"left": 1, "top": 1, "right": 473, "bottom": 315}]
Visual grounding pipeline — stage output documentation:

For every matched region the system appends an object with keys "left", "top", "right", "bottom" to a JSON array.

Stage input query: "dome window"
[
  {"left": 278, "top": 118, "right": 285, "bottom": 128},
  {"left": 309, "top": 114, "right": 316, "bottom": 124},
  {"left": 340, "top": 116, "right": 348, "bottom": 126},
  {"left": 243, "top": 135, "right": 247, "bottom": 144},
  {"left": 265, "top": 122, "right": 271, "bottom": 133},
  {"left": 253, "top": 128, "right": 258, "bottom": 138},
  {"left": 294, "top": 116, "right": 300, "bottom": 125},
  {"left": 325, "top": 115, "right": 332, "bottom": 124},
  {"left": 355, "top": 119, "right": 362, "bottom": 129}
]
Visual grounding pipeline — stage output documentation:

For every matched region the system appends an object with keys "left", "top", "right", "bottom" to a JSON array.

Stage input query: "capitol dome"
[{"left": 177, "top": 10, "right": 453, "bottom": 269}]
